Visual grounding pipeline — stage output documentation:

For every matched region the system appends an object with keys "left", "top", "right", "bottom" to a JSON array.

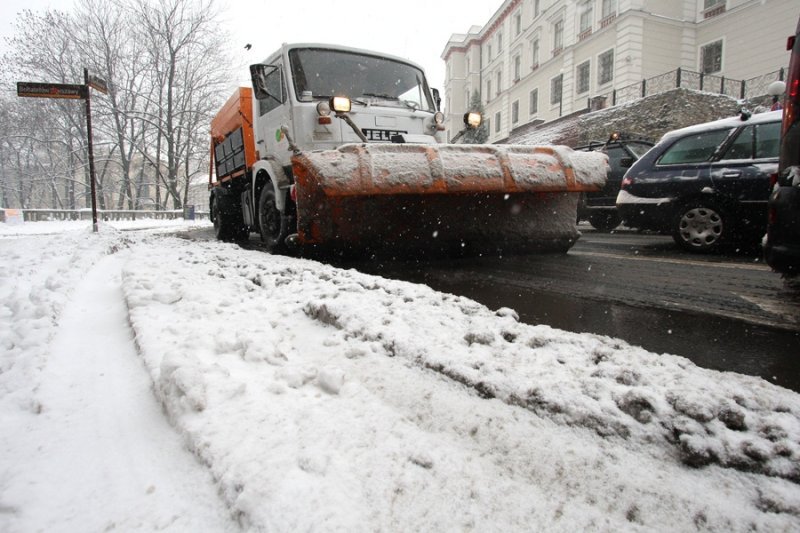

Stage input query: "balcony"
[
  {"left": 600, "top": 13, "right": 617, "bottom": 28},
  {"left": 703, "top": 5, "right": 726, "bottom": 19},
  {"left": 578, "top": 28, "right": 592, "bottom": 41}
]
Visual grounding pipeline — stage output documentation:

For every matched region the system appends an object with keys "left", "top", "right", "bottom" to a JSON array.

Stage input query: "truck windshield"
[{"left": 289, "top": 48, "right": 435, "bottom": 111}]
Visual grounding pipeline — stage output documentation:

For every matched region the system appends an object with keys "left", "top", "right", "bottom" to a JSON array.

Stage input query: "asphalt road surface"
[
  {"left": 326, "top": 226, "right": 800, "bottom": 393},
  {"left": 185, "top": 225, "right": 800, "bottom": 392}
]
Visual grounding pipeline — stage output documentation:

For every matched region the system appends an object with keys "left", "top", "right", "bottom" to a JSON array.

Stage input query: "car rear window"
[{"left": 658, "top": 129, "right": 733, "bottom": 165}]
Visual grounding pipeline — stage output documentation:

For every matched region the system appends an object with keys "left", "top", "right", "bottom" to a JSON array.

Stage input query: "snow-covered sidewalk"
[
  {"left": 2, "top": 224, "right": 800, "bottom": 531},
  {"left": 1, "top": 231, "right": 237, "bottom": 532}
]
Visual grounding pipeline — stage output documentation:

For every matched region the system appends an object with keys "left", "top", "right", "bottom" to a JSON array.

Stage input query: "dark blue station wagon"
[{"left": 616, "top": 110, "right": 782, "bottom": 252}]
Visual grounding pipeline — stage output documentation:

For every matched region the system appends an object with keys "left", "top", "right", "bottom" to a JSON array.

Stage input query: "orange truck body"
[{"left": 209, "top": 87, "right": 257, "bottom": 187}]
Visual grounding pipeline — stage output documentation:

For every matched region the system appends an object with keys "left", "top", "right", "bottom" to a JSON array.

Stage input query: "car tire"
[
  {"left": 672, "top": 201, "right": 727, "bottom": 253},
  {"left": 588, "top": 212, "right": 621, "bottom": 232},
  {"left": 258, "top": 186, "right": 287, "bottom": 253}
]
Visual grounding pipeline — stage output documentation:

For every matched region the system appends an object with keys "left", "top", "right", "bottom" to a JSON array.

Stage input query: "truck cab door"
[{"left": 250, "top": 63, "right": 293, "bottom": 168}]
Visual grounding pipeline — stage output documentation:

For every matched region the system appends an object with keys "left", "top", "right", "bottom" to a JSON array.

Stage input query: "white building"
[{"left": 441, "top": 0, "right": 797, "bottom": 143}]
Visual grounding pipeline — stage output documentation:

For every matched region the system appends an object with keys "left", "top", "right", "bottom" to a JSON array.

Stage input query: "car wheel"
[
  {"left": 672, "top": 201, "right": 726, "bottom": 253},
  {"left": 588, "top": 212, "right": 621, "bottom": 232},
  {"left": 258, "top": 186, "right": 287, "bottom": 253}
]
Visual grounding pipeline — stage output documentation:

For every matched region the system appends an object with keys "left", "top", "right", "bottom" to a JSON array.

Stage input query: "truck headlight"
[
  {"left": 464, "top": 112, "right": 482, "bottom": 129},
  {"left": 330, "top": 96, "right": 351, "bottom": 114}
]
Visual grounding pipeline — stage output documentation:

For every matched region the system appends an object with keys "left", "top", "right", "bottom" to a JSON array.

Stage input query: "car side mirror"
[
  {"left": 249, "top": 63, "right": 278, "bottom": 100},
  {"left": 620, "top": 157, "right": 634, "bottom": 168},
  {"left": 432, "top": 88, "right": 442, "bottom": 111}
]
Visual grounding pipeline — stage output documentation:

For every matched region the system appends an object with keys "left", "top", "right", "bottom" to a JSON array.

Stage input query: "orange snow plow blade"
[{"left": 292, "top": 143, "right": 608, "bottom": 255}]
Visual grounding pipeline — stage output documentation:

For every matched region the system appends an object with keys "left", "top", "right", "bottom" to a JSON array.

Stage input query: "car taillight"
[
  {"left": 770, "top": 172, "right": 779, "bottom": 187},
  {"left": 290, "top": 184, "right": 297, "bottom": 202},
  {"left": 621, "top": 177, "right": 632, "bottom": 189}
]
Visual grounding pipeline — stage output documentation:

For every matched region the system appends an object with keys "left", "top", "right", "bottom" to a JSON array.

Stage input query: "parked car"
[
  {"left": 765, "top": 15, "right": 800, "bottom": 277},
  {"left": 616, "top": 110, "right": 783, "bottom": 252},
  {"left": 576, "top": 134, "right": 654, "bottom": 231}
]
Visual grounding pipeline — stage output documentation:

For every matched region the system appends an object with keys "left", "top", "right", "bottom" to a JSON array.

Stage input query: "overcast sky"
[{"left": 0, "top": 0, "right": 500, "bottom": 90}]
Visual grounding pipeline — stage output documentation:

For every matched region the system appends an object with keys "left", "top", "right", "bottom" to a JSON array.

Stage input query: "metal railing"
[
  {"left": 1, "top": 208, "right": 209, "bottom": 222},
  {"left": 596, "top": 67, "right": 785, "bottom": 108}
]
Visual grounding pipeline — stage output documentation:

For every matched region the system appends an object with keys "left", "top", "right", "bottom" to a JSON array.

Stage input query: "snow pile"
[
  {"left": 120, "top": 234, "right": 800, "bottom": 531},
  {"left": 3, "top": 224, "right": 800, "bottom": 531}
]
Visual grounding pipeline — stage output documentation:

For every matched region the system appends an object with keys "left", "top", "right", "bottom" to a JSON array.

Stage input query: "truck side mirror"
[
  {"left": 432, "top": 88, "right": 442, "bottom": 111},
  {"left": 249, "top": 63, "right": 277, "bottom": 100}
]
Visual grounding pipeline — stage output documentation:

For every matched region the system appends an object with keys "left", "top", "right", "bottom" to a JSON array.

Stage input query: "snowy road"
[{"left": 2, "top": 222, "right": 800, "bottom": 531}]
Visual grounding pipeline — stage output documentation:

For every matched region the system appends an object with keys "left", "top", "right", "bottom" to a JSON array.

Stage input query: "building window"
[
  {"left": 515, "top": 13, "right": 522, "bottom": 36},
  {"left": 577, "top": 60, "right": 591, "bottom": 94},
  {"left": 514, "top": 55, "right": 521, "bottom": 81},
  {"left": 485, "top": 118, "right": 491, "bottom": 136},
  {"left": 701, "top": 40, "right": 723, "bottom": 74},
  {"left": 598, "top": 49, "right": 614, "bottom": 85},
  {"left": 532, "top": 38, "right": 540, "bottom": 69},
  {"left": 579, "top": 3, "right": 593, "bottom": 35},
  {"left": 553, "top": 20, "right": 564, "bottom": 54},
  {"left": 498, "top": 31, "right": 503, "bottom": 52},
  {"left": 486, "top": 80, "right": 492, "bottom": 102},
  {"left": 703, "top": 0, "right": 726, "bottom": 18},
  {"left": 496, "top": 70, "right": 502, "bottom": 95},
  {"left": 602, "top": 0, "right": 617, "bottom": 19},
  {"left": 488, "top": 44, "right": 493, "bottom": 61},
  {"left": 466, "top": 56, "right": 471, "bottom": 75},
  {"left": 551, "top": 74, "right": 563, "bottom": 105},
  {"left": 601, "top": 0, "right": 617, "bottom": 26},
  {"left": 512, "top": 100, "right": 519, "bottom": 124},
  {"left": 534, "top": 0, "right": 540, "bottom": 18},
  {"left": 495, "top": 112, "right": 501, "bottom": 132},
  {"left": 530, "top": 88, "right": 539, "bottom": 115}
]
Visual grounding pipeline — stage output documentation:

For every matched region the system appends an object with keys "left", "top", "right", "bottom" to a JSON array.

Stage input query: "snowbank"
[{"left": 2, "top": 225, "right": 800, "bottom": 531}]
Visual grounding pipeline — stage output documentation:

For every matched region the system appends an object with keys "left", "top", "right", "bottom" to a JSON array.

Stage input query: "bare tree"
[
  {"left": 0, "top": 0, "right": 232, "bottom": 211},
  {"left": 131, "top": 0, "right": 231, "bottom": 210}
]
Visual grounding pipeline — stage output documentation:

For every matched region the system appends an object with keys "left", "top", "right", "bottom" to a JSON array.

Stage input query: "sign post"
[
  {"left": 83, "top": 68, "right": 100, "bottom": 232},
  {"left": 17, "top": 69, "right": 108, "bottom": 232}
]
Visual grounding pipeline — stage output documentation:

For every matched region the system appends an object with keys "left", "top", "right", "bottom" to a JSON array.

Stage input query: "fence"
[
  {"left": 1, "top": 208, "right": 209, "bottom": 223},
  {"left": 592, "top": 67, "right": 785, "bottom": 108}
]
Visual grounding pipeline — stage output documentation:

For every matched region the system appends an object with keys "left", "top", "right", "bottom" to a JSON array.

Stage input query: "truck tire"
[
  {"left": 258, "top": 186, "right": 287, "bottom": 252},
  {"left": 212, "top": 193, "right": 248, "bottom": 242}
]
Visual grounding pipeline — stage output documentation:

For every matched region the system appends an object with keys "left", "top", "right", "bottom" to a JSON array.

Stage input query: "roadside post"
[{"left": 16, "top": 69, "right": 108, "bottom": 232}]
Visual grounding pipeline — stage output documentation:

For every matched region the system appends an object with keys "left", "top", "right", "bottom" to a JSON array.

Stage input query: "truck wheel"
[
  {"left": 672, "top": 201, "right": 726, "bottom": 253},
  {"left": 258, "top": 186, "right": 287, "bottom": 252},
  {"left": 588, "top": 212, "right": 621, "bottom": 232},
  {"left": 212, "top": 194, "right": 248, "bottom": 242}
]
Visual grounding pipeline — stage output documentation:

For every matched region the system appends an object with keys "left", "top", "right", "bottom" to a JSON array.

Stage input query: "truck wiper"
[
  {"left": 363, "top": 93, "right": 419, "bottom": 110},
  {"left": 362, "top": 92, "right": 398, "bottom": 100}
]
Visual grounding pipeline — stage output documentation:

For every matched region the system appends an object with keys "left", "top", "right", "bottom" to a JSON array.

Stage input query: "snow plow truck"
[{"left": 209, "top": 43, "right": 607, "bottom": 255}]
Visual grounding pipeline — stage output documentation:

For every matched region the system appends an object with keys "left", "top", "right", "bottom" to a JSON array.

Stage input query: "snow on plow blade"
[{"left": 292, "top": 143, "right": 608, "bottom": 255}]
